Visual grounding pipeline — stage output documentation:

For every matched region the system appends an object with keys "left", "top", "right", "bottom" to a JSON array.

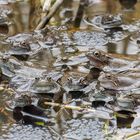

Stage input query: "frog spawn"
[
  {"left": 2, "top": 11, "right": 140, "bottom": 138},
  {"left": 5, "top": 32, "right": 140, "bottom": 131},
  {"left": 7, "top": 42, "right": 140, "bottom": 128},
  {"left": 2, "top": 1, "right": 140, "bottom": 139}
]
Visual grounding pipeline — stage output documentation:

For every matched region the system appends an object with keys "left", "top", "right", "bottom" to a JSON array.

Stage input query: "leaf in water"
[{"left": 34, "top": 121, "right": 45, "bottom": 126}]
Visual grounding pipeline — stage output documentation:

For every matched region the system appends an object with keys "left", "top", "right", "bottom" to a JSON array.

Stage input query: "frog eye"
[
  {"left": 22, "top": 42, "right": 26, "bottom": 45},
  {"left": 35, "top": 77, "right": 40, "bottom": 80},
  {"left": 93, "top": 51, "right": 100, "bottom": 57},
  {"left": 79, "top": 77, "right": 85, "bottom": 83},
  {"left": 20, "top": 41, "right": 27, "bottom": 46},
  {"left": 47, "top": 76, "right": 52, "bottom": 81},
  {"left": 2, "top": 58, "right": 7, "bottom": 62},
  {"left": 68, "top": 77, "right": 72, "bottom": 81},
  {"left": 106, "top": 74, "right": 111, "bottom": 79}
]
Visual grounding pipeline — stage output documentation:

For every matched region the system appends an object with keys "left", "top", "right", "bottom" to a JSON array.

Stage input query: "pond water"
[{"left": 0, "top": 0, "right": 140, "bottom": 140}]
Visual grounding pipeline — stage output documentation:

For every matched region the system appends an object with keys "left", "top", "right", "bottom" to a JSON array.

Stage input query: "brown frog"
[
  {"left": 84, "top": 14, "right": 123, "bottom": 31},
  {"left": 30, "top": 77, "right": 62, "bottom": 101},
  {"left": 101, "top": 14, "right": 122, "bottom": 28},
  {"left": 9, "top": 40, "right": 42, "bottom": 61},
  {"left": 86, "top": 48, "right": 140, "bottom": 72},
  {"left": 98, "top": 71, "right": 140, "bottom": 90}
]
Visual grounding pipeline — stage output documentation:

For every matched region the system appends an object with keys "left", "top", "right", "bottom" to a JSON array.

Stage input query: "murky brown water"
[{"left": 0, "top": 0, "right": 140, "bottom": 140}]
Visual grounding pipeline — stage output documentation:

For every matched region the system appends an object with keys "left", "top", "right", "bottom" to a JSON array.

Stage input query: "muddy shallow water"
[{"left": 0, "top": 0, "right": 140, "bottom": 140}]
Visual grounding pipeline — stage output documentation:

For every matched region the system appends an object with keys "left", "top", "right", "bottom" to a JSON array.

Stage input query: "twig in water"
[
  {"left": 74, "top": 0, "right": 87, "bottom": 27},
  {"left": 44, "top": 101, "right": 112, "bottom": 120},
  {"left": 36, "top": 0, "right": 64, "bottom": 30},
  {"left": 125, "top": 131, "right": 140, "bottom": 140},
  {"left": 43, "top": 0, "right": 52, "bottom": 12}
]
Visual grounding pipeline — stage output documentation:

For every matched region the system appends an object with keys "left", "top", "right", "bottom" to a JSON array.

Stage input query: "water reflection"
[
  {"left": 84, "top": 0, "right": 140, "bottom": 55},
  {"left": 119, "top": 0, "right": 137, "bottom": 10},
  {"left": 0, "top": 0, "right": 42, "bottom": 35}
]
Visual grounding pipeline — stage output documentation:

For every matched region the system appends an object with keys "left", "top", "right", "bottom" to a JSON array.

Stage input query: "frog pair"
[{"left": 87, "top": 48, "right": 140, "bottom": 90}]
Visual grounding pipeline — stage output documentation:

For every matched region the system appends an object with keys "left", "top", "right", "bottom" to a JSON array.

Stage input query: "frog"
[
  {"left": 98, "top": 71, "right": 140, "bottom": 90},
  {"left": 6, "top": 33, "right": 33, "bottom": 44},
  {"left": 2, "top": 54, "right": 23, "bottom": 69},
  {"left": 0, "top": 54, "right": 23, "bottom": 79},
  {"left": 86, "top": 48, "right": 140, "bottom": 72},
  {"left": 63, "top": 77, "right": 88, "bottom": 99},
  {"left": 85, "top": 14, "right": 123, "bottom": 31},
  {"left": 30, "top": 77, "right": 62, "bottom": 101},
  {"left": 63, "top": 77, "right": 88, "bottom": 93},
  {"left": 101, "top": 14, "right": 122, "bottom": 28},
  {"left": 9, "top": 41, "right": 42, "bottom": 60},
  {"left": 14, "top": 94, "right": 33, "bottom": 108},
  {"left": 6, "top": 33, "right": 42, "bottom": 60}
]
